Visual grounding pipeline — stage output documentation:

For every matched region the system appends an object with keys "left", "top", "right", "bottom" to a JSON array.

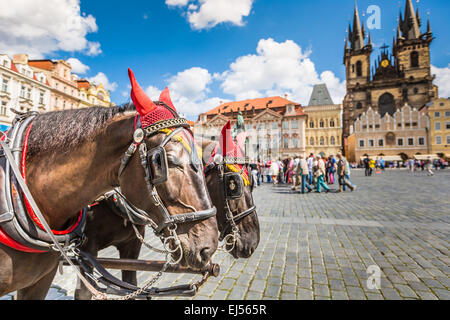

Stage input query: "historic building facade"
[
  {"left": 422, "top": 98, "right": 450, "bottom": 157},
  {"left": 77, "top": 80, "right": 112, "bottom": 108},
  {"left": 304, "top": 84, "right": 343, "bottom": 157},
  {"left": 0, "top": 54, "right": 51, "bottom": 131},
  {"left": 195, "top": 96, "right": 307, "bottom": 161},
  {"left": 342, "top": 0, "right": 438, "bottom": 151},
  {"left": 28, "top": 56, "right": 80, "bottom": 111},
  {"left": 347, "top": 104, "right": 429, "bottom": 162}
]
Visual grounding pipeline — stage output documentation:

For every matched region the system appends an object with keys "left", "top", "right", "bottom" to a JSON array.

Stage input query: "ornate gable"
[
  {"left": 208, "top": 113, "right": 229, "bottom": 126},
  {"left": 253, "top": 108, "right": 282, "bottom": 121}
]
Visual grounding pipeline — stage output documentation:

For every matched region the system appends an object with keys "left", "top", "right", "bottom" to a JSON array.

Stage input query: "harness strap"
[{"left": 0, "top": 132, "right": 106, "bottom": 300}]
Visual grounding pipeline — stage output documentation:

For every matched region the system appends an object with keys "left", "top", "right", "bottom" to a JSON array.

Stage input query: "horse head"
[
  {"left": 118, "top": 69, "right": 218, "bottom": 269},
  {"left": 203, "top": 121, "right": 260, "bottom": 258}
]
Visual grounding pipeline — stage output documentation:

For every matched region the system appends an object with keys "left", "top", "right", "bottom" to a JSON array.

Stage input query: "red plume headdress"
[{"left": 128, "top": 68, "right": 176, "bottom": 128}]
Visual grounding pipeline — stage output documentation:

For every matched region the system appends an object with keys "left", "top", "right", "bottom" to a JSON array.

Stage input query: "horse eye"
[{"left": 167, "top": 154, "right": 181, "bottom": 167}]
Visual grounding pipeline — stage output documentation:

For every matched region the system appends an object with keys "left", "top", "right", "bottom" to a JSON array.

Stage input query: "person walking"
[
  {"left": 380, "top": 157, "right": 385, "bottom": 172},
  {"left": 363, "top": 155, "right": 370, "bottom": 176},
  {"left": 336, "top": 152, "right": 356, "bottom": 192},
  {"left": 291, "top": 156, "right": 301, "bottom": 190},
  {"left": 426, "top": 157, "right": 434, "bottom": 176},
  {"left": 328, "top": 155, "right": 336, "bottom": 184},
  {"left": 369, "top": 158, "right": 375, "bottom": 176},
  {"left": 270, "top": 159, "right": 279, "bottom": 184},
  {"left": 315, "top": 155, "right": 330, "bottom": 193},
  {"left": 299, "top": 155, "right": 313, "bottom": 194},
  {"left": 408, "top": 158, "right": 415, "bottom": 173},
  {"left": 307, "top": 153, "right": 314, "bottom": 185},
  {"left": 250, "top": 161, "right": 258, "bottom": 188}
]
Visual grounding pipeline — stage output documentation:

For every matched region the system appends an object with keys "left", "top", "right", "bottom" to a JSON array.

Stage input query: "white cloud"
[
  {"left": 88, "top": 72, "right": 118, "bottom": 92},
  {"left": 66, "top": 58, "right": 89, "bottom": 74},
  {"left": 0, "top": 0, "right": 100, "bottom": 58},
  {"left": 432, "top": 64, "right": 450, "bottom": 98},
  {"left": 143, "top": 68, "right": 224, "bottom": 118},
  {"left": 166, "top": 0, "right": 254, "bottom": 30},
  {"left": 86, "top": 42, "right": 102, "bottom": 56},
  {"left": 168, "top": 67, "right": 212, "bottom": 100},
  {"left": 220, "top": 38, "right": 346, "bottom": 105},
  {"left": 165, "top": 0, "right": 190, "bottom": 7}
]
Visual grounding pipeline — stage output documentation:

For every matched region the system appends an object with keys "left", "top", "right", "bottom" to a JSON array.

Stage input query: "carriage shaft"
[{"left": 95, "top": 258, "right": 220, "bottom": 276}]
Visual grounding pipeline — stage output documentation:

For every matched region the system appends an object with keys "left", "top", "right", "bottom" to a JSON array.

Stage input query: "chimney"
[{"left": 13, "top": 54, "right": 29, "bottom": 65}]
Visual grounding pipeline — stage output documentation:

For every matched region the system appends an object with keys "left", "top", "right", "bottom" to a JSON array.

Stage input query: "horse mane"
[{"left": 26, "top": 103, "right": 135, "bottom": 157}]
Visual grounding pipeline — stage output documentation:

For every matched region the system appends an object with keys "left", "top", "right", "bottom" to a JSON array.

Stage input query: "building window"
[
  {"left": 447, "top": 136, "right": 450, "bottom": 145},
  {"left": 20, "top": 85, "right": 26, "bottom": 98},
  {"left": 330, "top": 136, "right": 336, "bottom": 145},
  {"left": 319, "top": 120, "right": 324, "bottom": 128},
  {"left": 435, "top": 122, "right": 441, "bottom": 130},
  {"left": 359, "top": 140, "right": 365, "bottom": 147},
  {"left": 368, "top": 139, "right": 374, "bottom": 147},
  {"left": 319, "top": 137, "right": 325, "bottom": 146},
  {"left": 397, "top": 138, "right": 404, "bottom": 146},
  {"left": 436, "top": 136, "right": 442, "bottom": 145},
  {"left": 1, "top": 78, "right": 8, "bottom": 93},
  {"left": 265, "top": 122, "right": 269, "bottom": 129},
  {"left": 445, "top": 111, "right": 450, "bottom": 117},
  {"left": 408, "top": 138, "right": 414, "bottom": 146},
  {"left": 39, "top": 92, "right": 44, "bottom": 105},
  {"left": 446, "top": 122, "right": 450, "bottom": 130},
  {"left": 272, "top": 122, "right": 278, "bottom": 129},
  {"left": 330, "top": 120, "right": 335, "bottom": 127},
  {"left": 310, "top": 137, "right": 314, "bottom": 146},
  {"left": 291, "top": 120, "right": 298, "bottom": 129},
  {"left": 356, "top": 102, "right": 363, "bottom": 109},
  {"left": 434, "top": 112, "right": 440, "bottom": 118},
  {"left": 26, "top": 88, "right": 31, "bottom": 100},
  {"left": 293, "top": 138, "right": 299, "bottom": 148},
  {"left": 282, "top": 121, "right": 289, "bottom": 129},
  {"left": 356, "top": 61, "right": 362, "bottom": 77},
  {"left": 0, "top": 101, "right": 6, "bottom": 115},
  {"left": 378, "top": 139, "right": 384, "bottom": 147},
  {"left": 309, "top": 121, "right": 314, "bottom": 128},
  {"left": 283, "top": 138, "right": 289, "bottom": 149},
  {"left": 418, "top": 137, "right": 425, "bottom": 146},
  {"left": 410, "top": 51, "right": 419, "bottom": 68}
]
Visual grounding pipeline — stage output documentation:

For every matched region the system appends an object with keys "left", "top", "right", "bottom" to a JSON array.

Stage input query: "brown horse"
[
  {"left": 74, "top": 114, "right": 259, "bottom": 301},
  {"left": 0, "top": 88, "right": 218, "bottom": 299}
]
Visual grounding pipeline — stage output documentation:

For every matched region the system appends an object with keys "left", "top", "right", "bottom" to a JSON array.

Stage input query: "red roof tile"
[{"left": 205, "top": 96, "right": 302, "bottom": 116}]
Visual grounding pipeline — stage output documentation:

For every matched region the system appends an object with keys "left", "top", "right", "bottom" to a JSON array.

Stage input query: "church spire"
[
  {"left": 350, "top": 3, "right": 365, "bottom": 50},
  {"left": 400, "top": 0, "right": 421, "bottom": 40}
]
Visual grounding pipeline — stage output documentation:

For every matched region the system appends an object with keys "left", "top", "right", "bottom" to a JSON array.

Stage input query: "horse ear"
[
  {"left": 159, "top": 87, "right": 176, "bottom": 111},
  {"left": 128, "top": 68, "right": 157, "bottom": 116},
  {"left": 219, "top": 121, "right": 236, "bottom": 156}
]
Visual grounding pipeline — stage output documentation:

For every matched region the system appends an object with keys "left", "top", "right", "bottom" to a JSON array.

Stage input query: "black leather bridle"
[
  {"left": 204, "top": 159, "right": 256, "bottom": 243},
  {"left": 117, "top": 116, "right": 217, "bottom": 237}
]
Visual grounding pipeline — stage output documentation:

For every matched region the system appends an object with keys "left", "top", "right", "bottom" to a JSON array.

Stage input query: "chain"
[
  {"left": 96, "top": 259, "right": 170, "bottom": 301},
  {"left": 131, "top": 223, "right": 169, "bottom": 255}
]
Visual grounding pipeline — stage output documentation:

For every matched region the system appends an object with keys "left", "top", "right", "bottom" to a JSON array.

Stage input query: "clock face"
[{"left": 381, "top": 59, "right": 390, "bottom": 68}]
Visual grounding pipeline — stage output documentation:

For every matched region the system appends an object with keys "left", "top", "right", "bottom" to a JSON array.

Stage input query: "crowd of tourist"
[{"left": 249, "top": 152, "right": 356, "bottom": 194}]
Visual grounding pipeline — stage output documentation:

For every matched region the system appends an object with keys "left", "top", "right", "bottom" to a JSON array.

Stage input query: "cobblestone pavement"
[{"left": 2, "top": 169, "right": 449, "bottom": 300}]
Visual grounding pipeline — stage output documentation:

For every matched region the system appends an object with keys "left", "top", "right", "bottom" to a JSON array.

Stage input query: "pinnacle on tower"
[
  {"left": 399, "top": 0, "right": 421, "bottom": 40},
  {"left": 350, "top": 3, "right": 365, "bottom": 50}
]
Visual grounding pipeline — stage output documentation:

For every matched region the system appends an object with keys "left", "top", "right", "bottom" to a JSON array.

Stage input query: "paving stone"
[{"left": 5, "top": 170, "right": 449, "bottom": 301}]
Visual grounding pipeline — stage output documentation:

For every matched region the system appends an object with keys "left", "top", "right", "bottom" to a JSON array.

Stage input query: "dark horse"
[
  {"left": 74, "top": 98, "right": 259, "bottom": 300},
  {"left": 0, "top": 70, "right": 218, "bottom": 300}
]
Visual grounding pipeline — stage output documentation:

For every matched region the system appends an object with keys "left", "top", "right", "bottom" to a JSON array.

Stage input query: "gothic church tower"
[{"left": 342, "top": 0, "right": 438, "bottom": 141}]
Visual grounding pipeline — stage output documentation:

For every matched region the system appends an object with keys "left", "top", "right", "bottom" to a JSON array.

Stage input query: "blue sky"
[{"left": 1, "top": 0, "right": 449, "bottom": 120}]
